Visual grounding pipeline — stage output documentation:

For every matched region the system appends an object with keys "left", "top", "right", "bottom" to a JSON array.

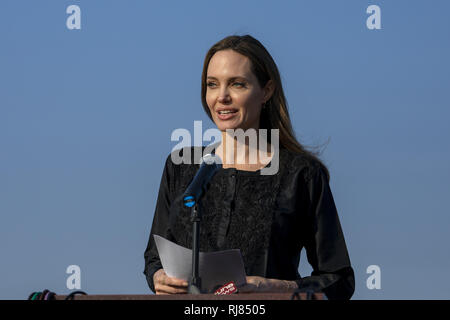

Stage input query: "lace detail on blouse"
[{"left": 168, "top": 147, "right": 286, "bottom": 275}]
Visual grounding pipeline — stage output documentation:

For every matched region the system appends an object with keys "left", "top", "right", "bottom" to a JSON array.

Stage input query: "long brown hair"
[{"left": 201, "top": 35, "right": 330, "bottom": 181}]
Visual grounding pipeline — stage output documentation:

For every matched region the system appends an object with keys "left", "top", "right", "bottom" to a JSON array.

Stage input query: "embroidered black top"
[{"left": 143, "top": 146, "right": 355, "bottom": 300}]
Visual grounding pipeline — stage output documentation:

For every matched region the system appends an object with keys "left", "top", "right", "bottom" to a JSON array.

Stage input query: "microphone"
[{"left": 183, "top": 154, "right": 222, "bottom": 208}]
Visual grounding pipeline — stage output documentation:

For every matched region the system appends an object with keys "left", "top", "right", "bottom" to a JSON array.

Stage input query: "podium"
[{"left": 54, "top": 293, "right": 325, "bottom": 300}]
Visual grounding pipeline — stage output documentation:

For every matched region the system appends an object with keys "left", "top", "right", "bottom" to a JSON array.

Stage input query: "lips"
[{"left": 216, "top": 108, "right": 238, "bottom": 120}]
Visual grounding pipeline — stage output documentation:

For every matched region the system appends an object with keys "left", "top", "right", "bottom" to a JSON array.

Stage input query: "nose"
[{"left": 218, "top": 87, "right": 231, "bottom": 104}]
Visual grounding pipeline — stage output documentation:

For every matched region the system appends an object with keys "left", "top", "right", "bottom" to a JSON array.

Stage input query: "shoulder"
[
  {"left": 281, "top": 147, "right": 329, "bottom": 183},
  {"left": 162, "top": 146, "right": 203, "bottom": 187}
]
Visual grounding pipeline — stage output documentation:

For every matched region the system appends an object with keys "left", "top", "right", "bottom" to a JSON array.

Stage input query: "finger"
[
  {"left": 156, "top": 284, "right": 188, "bottom": 295},
  {"left": 237, "top": 284, "right": 255, "bottom": 293},
  {"left": 162, "top": 276, "right": 188, "bottom": 287},
  {"left": 153, "top": 269, "right": 188, "bottom": 287}
]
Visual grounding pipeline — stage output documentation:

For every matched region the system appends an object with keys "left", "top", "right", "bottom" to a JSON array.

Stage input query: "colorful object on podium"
[{"left": 214, "top": 282, "right": 238, "bottom": 295}]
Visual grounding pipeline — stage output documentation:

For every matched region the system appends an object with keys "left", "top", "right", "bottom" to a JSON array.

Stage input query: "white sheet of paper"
[{"left": 153, "top": 234, "right": 247, "bottom": 293}]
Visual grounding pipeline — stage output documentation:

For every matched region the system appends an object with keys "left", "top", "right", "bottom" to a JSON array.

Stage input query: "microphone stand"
[
  {"left": 183, "top": 152, "right": 221, "bottom": 294},
  {"left": 188, "top": 203, "right": 202, "bottom": 294}
]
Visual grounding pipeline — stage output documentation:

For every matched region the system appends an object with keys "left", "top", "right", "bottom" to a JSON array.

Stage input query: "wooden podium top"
[{"left": 54, "top": 292, "right": 325, "bottom": 300}]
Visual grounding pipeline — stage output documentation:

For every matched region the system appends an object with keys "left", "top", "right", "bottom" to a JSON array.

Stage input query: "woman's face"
[{"left": 205, "top": 49, "right": 273, "bottom": 132}]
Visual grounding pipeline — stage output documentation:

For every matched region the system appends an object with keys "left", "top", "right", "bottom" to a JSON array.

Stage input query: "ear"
[{"left": 262, "top": 79, "right": 275, "bottom": 103}]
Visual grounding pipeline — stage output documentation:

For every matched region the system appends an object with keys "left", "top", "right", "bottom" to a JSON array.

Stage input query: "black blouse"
[{"left": 143, "top": 145, "right": 355, "bottom": 300}]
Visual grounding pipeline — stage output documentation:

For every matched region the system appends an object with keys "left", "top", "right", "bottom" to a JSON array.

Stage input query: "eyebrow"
[{"left": 206, "top": 76, "right": 249, "bottom": 81}]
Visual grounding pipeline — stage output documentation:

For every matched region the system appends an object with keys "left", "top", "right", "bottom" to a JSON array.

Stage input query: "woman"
[{"left": 143, "top": 35, "right": 355, "bottom": 299}]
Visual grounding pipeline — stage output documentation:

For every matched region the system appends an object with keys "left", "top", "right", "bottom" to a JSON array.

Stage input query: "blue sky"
[{"left": 1, "top": 0, "right": 449, "bottom": 299}]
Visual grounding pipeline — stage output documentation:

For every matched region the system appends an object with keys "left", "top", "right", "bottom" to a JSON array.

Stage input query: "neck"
[{"left": 215, "top": 129, "right": 272, "bottom": 169}]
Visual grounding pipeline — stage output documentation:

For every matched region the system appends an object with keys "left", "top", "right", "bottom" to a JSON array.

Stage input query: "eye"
[
  {"left": 206, "top": 82, "right": 216, "bottom": 88},
  {"left": 233, "top": 82, "right": 246, "bottom": 88}
]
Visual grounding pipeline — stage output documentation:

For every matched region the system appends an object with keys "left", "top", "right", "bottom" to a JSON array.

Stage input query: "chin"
[
  {"left": 217, "top": 125, "right": 236, "bottom": 132},
  {"left": 213, "top": 120, "right": 238, "bottom": 131}
]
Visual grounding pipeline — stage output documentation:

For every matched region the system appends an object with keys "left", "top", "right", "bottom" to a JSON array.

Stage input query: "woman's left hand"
[{"left": 238, "top": 276, "right": 298, "bottom": 293}]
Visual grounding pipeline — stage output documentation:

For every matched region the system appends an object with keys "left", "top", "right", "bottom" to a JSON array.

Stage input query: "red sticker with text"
[{"left": 214, "top": 282, "right": 237, "bottom": 295}]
